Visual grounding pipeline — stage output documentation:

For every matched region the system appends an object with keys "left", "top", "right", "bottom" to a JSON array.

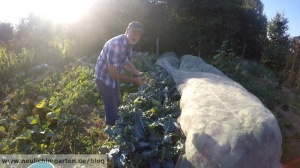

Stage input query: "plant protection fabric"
[{"left": 156, "top": 52, "right": 282, "bottom": 168}]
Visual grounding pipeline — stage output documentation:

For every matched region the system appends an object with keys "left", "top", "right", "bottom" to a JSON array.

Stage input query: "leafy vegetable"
[{"left": 104, "top": 65, "right": 185, "bottom": 167}]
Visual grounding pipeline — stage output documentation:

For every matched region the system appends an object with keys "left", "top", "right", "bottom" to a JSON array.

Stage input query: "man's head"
[{"left": 126, "top": 21, "right": 143, "bottom": 45}]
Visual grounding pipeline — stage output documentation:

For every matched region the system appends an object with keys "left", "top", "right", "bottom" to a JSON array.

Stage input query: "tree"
[
  {"left": 152, "top": 0, "right": 267, "bottom": 59},
  {"left": 284, "top": 36, "right": 300, "bottom": 89},
  {"left": 68, "top": 0, "right": 168, "bottom": 56},
  {"left": 63, "top": 0, "right": 269, "bottom": 59},
  {"left": 0, "top": 22, "right": 14, "bottom": 43},
  {"left": 268, "top": 13, "right": 289, "bottom": 46},
  {"left": 7, "top": 0, "right": 268, "bottom": 60},
  {"left": 261, "top": 13, "right": 290, "bottom": 75},
  {"left": 13, "top": 13, "right": 74, "bottom": 65},
  {"left": 237, "top": 0, "right": 267, "bottom": 60}
]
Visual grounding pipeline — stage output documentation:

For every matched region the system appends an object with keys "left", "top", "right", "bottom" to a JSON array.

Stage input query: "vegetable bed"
[{"left": 103, "top": 58, "right": 185, "bottom": 168}]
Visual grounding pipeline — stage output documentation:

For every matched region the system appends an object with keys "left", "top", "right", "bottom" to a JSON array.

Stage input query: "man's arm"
[
  {"left": 124, "top": 61, "right": 142, "bottom": 76},
  {"left": 108, "top": 66, "right": 144, "bottom": 86}
]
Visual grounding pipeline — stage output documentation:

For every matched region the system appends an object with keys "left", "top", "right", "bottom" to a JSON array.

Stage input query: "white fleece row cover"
[{"left": 156, "top": 52, "right": 282, "bottom": 168}]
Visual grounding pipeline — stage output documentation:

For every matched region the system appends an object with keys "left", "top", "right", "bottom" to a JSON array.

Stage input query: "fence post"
[{"left": 156, "top": 37, "right": 159, "bottom": 57}]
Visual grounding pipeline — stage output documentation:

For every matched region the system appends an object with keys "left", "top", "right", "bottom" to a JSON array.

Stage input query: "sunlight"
[
  {"left": 33, "top": 0, "right": 96, "bottom": 23},
  {"left": 1, "top": 0, "right": 97, "bottom": 24}
]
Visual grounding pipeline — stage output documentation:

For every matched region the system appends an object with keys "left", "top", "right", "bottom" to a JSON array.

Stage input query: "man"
[{"left": 95, "top": 21, "right": 145, "bottom": 127}]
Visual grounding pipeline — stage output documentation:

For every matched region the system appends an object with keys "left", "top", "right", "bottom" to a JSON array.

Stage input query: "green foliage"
[
  {"left": 4, "top": 14, "right": 78, "bottom": 69},
  {"left": 104, "top": 64, "right": 185, "bottom": 167},
  {"left": 211, "top": 40, "right": 236, "bottom": 67},
  {"left": 0, "top": 51, "right": 185, "bottom": 166},
  {"left": 0, "top": 22, "right": 14, "bottom": 43},
  {"left": 3, "top": 0, "right": 269, "bottom": 66},
  {"left": 211, "top": 42, "right": 280, "bottom": 109},
  {"left": 262, "top": 12, "right": 290, "bottom": 75},
  {"left": 48, "top": 36, "right": 76, "bottom": 62},
  {"left": 239, "top": 60, "right": 276, "bottom": 80},
  {"left": 121, "top": 52, "right": 158, "bottom": 94},
  {"left": 261, "top": 45, "right": 288, "bottom": 73},
  {"left": 159, "top": 0, "right": 267, "bottom": 59},
  {"left": 0, "top": 46, "right": 34, "bottom": 81},
  {"left": 49, "top": 0, "right": 267, "bottom": 59},
  {"left": 131, "top": 52, "right": 157, "bottom": 72},
  {"left": 267, "top": 13, "right": 289, "bottom": 46},
  {"left": 0, "top": 64, "right": 101, "bottom": 154},
  {"left": 283, "top": 36, "right": 300, "bottom": 91}
]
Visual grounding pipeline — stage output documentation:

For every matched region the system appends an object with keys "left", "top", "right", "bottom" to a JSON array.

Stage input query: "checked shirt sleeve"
[
  {"left": 125, "top": 48, "right": 133, "bottom": 63},
  {"left": 107, "top": 43, "right": 122, "bottom": 67}
]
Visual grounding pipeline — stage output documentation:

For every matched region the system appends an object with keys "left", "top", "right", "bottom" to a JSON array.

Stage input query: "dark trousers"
[{"left": 96, "top": 79, "right": 121, "bottom": 125}]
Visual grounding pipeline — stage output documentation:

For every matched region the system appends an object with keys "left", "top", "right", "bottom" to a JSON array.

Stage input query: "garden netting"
[{"left": 156, "top": 52, "right": 282, "bottom": 168}]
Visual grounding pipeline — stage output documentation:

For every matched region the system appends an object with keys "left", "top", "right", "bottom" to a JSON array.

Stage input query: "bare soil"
[
  {"left": 72, "top": 104, "right": 108, "bottom": 143},
  {"left": 274, "top": 86, "right": 300, "bottom": 168}
]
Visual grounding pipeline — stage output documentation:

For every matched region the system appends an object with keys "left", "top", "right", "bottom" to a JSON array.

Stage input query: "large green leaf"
[
  {"left": 161, "top": 115, "right": 176, "bottom": 134},
  {"left": 26, "top": 116, "right": 39, "bottom": 125},
  {"left": 15, "top": 129, "right": 32, "bottom": 140},
  {"left": 158, "top": 146, "right": 174, "bottom": 160},
  {"left": 134, "top": 111, "right": 147, "bottom": 139},
  {"left": 35, "top": 99, "right": 46, "bottom": 108},
  {"left": 113, "top": 153, "right": 126, "bottom": 168}
]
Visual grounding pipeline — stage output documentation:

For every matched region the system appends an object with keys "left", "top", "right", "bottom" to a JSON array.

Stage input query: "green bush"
[
  {"left": 0, "top": 64, "right": 101, "bottom": 154},
  {"left": 211, "top": 43, "right": 280, "bottom": 109},
  {"left": 261, "top": 45, "right": 288, "bottom": 75},
  {"left": 0, "top": 47, "right": 34, "bottom": 81}
]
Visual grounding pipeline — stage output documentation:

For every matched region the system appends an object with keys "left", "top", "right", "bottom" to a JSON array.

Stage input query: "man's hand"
[
  {"left": 133, "top": 77, "right": 145, "bottom": 86},
  {"left": 109, "top": 65, "right": 145, "bottom": 86},
  {"left": 125, "top": 61, "right": 142, "bottom": 76},
  {"left": 137, "top": 71, "right": 143, "bottom": 77}
]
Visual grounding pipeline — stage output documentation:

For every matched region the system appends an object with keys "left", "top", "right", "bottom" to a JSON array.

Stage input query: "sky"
[
  {"left": 261, "top": 0, "right": 300, "bottom": 37},
  {"left": 0, "top": 0, "right": 96, "bottom": 24},
  {"left": 0, "top": 0, "right": 299, "bottom": 37}
]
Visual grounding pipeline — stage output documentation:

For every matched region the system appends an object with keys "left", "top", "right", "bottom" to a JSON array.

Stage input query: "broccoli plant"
[{"left": 104, "top": 65, "right": 185, "bottom": 168}]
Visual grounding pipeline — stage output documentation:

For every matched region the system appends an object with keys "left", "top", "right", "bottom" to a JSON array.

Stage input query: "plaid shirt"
[{"left": 95, "top": 34, "right": 133, "bottom": 89}]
